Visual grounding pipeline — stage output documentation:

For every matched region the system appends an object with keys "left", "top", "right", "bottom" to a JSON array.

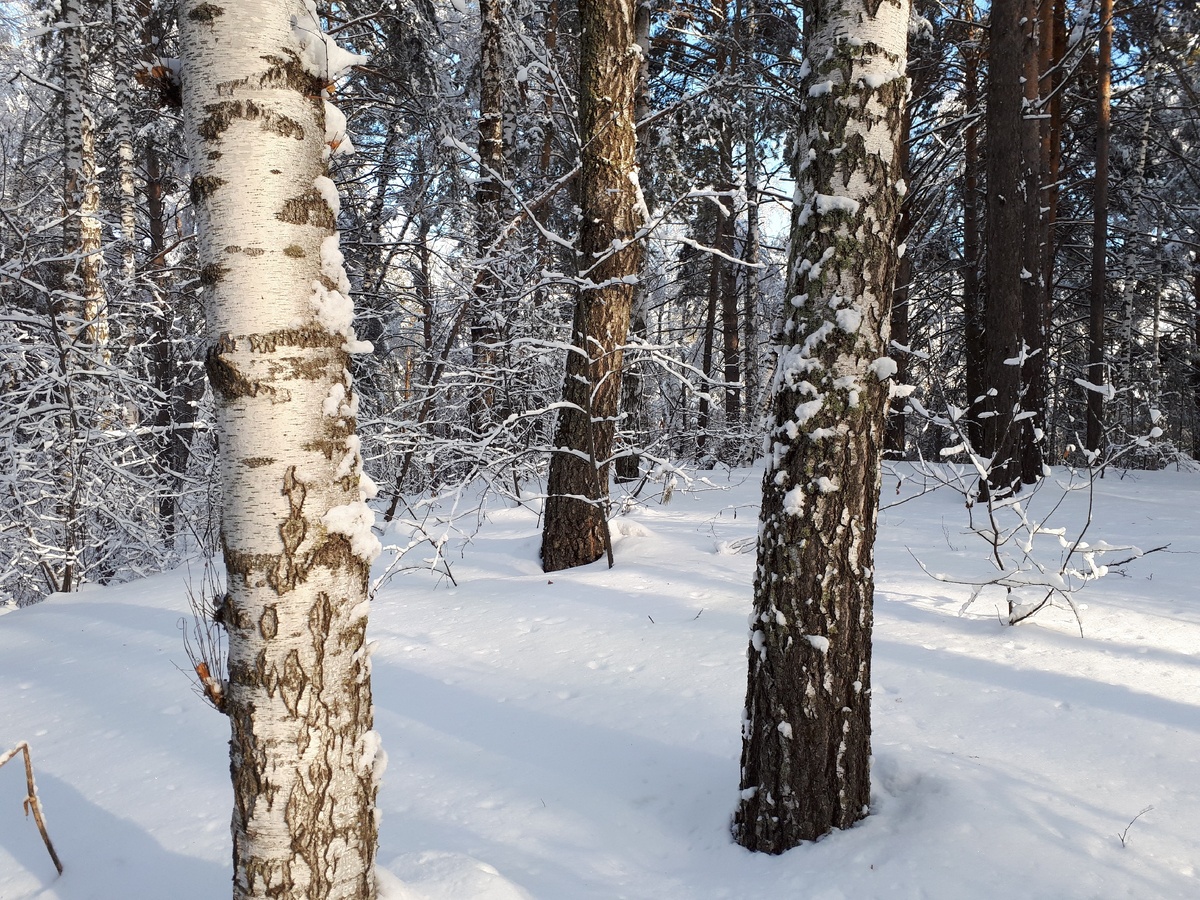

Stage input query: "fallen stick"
[{"left": 1, "top": 741, "right": 64, "bottom": 874}]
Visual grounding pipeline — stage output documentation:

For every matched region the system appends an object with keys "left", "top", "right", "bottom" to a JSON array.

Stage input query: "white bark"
[
  {"left": 61, "top": 0, "right": 107, "bottom": 356},
  {"left": 179, "top": 2, "right": 380, "bottom": 897}
]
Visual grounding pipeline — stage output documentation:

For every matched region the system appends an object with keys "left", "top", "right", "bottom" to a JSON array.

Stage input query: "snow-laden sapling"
[{"left": 895, "top": 399, "right": 1167, "bottom": 631}]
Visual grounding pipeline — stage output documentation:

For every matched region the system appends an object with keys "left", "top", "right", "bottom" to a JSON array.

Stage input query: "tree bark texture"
[
  {"left": 739, "top": 0, "right": 763, "bottom": 436},
  {"left": 1038, "top": 0, "right": 1064, "bottom": 453},
  {"left": 61, "top": 0, "right": 107, "bottom": 357},
  {"left": 885, "top": 88, "right": 916, "bottom": 458},
  {"left": 1087, "top": 0, "right": 1113, "bottom": 455},
  {"left": 541, "top": 0, "right": 643, "bottom": 572},
  {"left": 1019, "top": 0, "right": 1046, "bottom": 482},
  {"left": 733, "top": 0, "right": 909, "bottom": 853},
  {"left": 179, "top": 2, "right": 381, "bottom": 897},
  {"left": 962, "top": 19, "right": 985, "bottom": 454},
  {"left": 471, "top": 0, "right": 508, "bottom": 429},
  {"left": 614, "top": 0, "right": 656, "bottom": 485},
  {"left": 983, "top": 0, "right": 1037, "bottom": 495}
]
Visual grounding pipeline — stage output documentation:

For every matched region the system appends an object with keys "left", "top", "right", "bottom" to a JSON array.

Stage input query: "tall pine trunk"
[
  {"left": 983, "top": 0, "right": 1037, "bottom": 496},
  {"left": 179, "top": 3, "right": 381, "bottom": 896},
  {"left": 733, "top": 0, "right": 909, "bottom": 853},
  {"left": 541, "top": 0, "right": 643, "bottom": 572},
  {"left": 962, "top": 14, "right": 986, "bottom": 454},
  {"left": 471, "top": 0, "right": 508, "bottom": 430},
  {"left": 1019, "top": 0, "right": 1047, "bottom": 482},
  {"left": 1086, "top": 0, "right": 1113, "bottom": 456}
]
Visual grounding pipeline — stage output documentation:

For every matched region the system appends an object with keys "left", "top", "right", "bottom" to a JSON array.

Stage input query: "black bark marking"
[
  {"left": 260, "top": 50, "right": 327, "bottom": 97},
  {"left": 190, "top": 174, "right": 226, "bottom": 203},
  {"left": 198, "top": 99, "right": 304, "bottom": 142},
  {"left": 271, "top": 466, "right": 309, "bottom": 594},
  {"left": 205, "top": 345, "right": 281, "bottom": 402},
  {"left": 199, "top": 262, "right": 229, "bottom": 286},
  {"left": 276, "top": 189, "right": 337, "bottom": 230},
  {"left": 278, "top": 648, "right": 306, "bottom": 716},
  {"left": 188, "top": 2, "right": 224, "bottom": 22},
  {"left": 284, "top": 244, "right": 306, "bottom": 258},
  {"left": 247, "top": 327, "right": 340, "bottom": 354},
  {"left": 242, "top": 456, "right": 275, "bottom": 468},
  {"left": 260, "top": 605, "right": 278, "bottom": 640}
]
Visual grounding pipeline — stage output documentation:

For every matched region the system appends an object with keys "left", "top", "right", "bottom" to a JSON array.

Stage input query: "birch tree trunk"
[
  {"left": 733, "top": 0, "right": 909, "bottom": 853},
  {"left": 540, "top": 0, "right": 643, "bottom": 572},
  {"left": 178, "top": 3, "right": 382, "bottom": 897},
  {"left": 62, "top": 0, "right": 107, "bottom": 358}
]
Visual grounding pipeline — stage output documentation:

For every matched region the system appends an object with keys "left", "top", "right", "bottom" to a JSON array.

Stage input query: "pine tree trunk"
[
  {"left": 715, "top": 1, "right": 741, "bottom": 434},
  {"left": 1086, "top": 0, "right": 1113, "bottom": 456},
  {"left": 1040, "top": 0, "right": 1064, "bottom": 454},
  {"left": 1193, "top": 264, "right": 1200, "bottom": 460},
  {"left": 983, "top": 0, "right": 1034, "bottom": 495},
  {"left": 541, "top": 0, "right": 643, "bottom": 572},
  {"left": 733, "top": 0, "right": 909, "bottom": 853},
  {"left": 178, "top": 3, "right": 381, "bottom": 896},
  {"left": 471, "top": 0, "right": 508, "bottom": 429},
  {"left": 1019, "top": 0, "right": 1046, "bottom": 482},
  {"left": 962, "top": 17, "right": 985, "bottom": 454},
  {"left": 742, "top": 118, "right": 763, "bottom": 435},
  {"left": 697, "top": 266, "right": 719, "bottom": 458},
  {"left": 615, "top": 295, "right": 647, "bottom": 483},
  {"left": 885, "top": 95, "right": 915, "bottom": 458},
  {"left": 738, "top": 0, "right": 762, "bottom": 439}
]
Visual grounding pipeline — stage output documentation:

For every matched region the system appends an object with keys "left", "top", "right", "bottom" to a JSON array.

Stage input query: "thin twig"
[
  {"left": 1117, "top": 806, "right": 1153, "bottom": 847},
  {"left": 0, "top": 742, "right": 64, "bottom": 875}
]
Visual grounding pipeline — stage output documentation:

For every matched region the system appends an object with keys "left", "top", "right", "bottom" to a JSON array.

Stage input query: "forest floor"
[{"left": 2, "top": 463, "right": 1198, "bottom": 899}]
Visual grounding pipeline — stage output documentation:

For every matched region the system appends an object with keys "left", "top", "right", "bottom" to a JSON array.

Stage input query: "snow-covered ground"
[{"left": 2, "top": 464, "right": 1198, "bottom": 899}]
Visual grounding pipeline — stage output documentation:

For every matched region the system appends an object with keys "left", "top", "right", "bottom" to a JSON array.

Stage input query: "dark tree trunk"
[
  {"left": 739, "top": 0, "right": 762, "bottom": 436},
  {"left": 733, "top": 0, "right": 909, "bottom": 853},
  {"left": 962, "top": 22, "right": 986, "bottom": 454},
  {"left": 471, "top": 0, "right": 507, "bottom": 430},
  {"left": 1193, "top": 264, "right": 1200, "bottom": 460},
  {"left": 885, "top": 94, "right": 916, "bottom": 458},
  {"left": 697, "top": 264, "right": 719, "bottom": 458},
  {"left": 541, "top": 0, "right": 642, "bottom": 572},
  {"left": 983, "top": 0, "right": 1037, "bottom": 496},
  {"left": 1019, "top": 0, "right": 1047, "bottom": 482},
  {"left": 742, "top": 121, "right": 763, "bottom": 433},
  {"left": 715, "top": 2, "right": 740, "bottom": 432},
  {"left": 1086, "top": 0, "right": 1113, "bottom": 457},
  {"left": 615, "top": 296, "right": 647, "bottom": 483},
  {"left": 1040, "top": 0, "right": 1065, "bottom": 455}
]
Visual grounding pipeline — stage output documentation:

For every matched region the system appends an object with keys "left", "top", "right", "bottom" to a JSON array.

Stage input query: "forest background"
[{"left": 1, "top": 0, "right": 1198, "bottom": 605}]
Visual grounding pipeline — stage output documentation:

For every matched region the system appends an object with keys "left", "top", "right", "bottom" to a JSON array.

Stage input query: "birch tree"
[
  {"left": 178, "top": 2, "right": 382, "bottom": 896},
  {"left": 732, "top": 0, "right": 909, "bottom": 852}
]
